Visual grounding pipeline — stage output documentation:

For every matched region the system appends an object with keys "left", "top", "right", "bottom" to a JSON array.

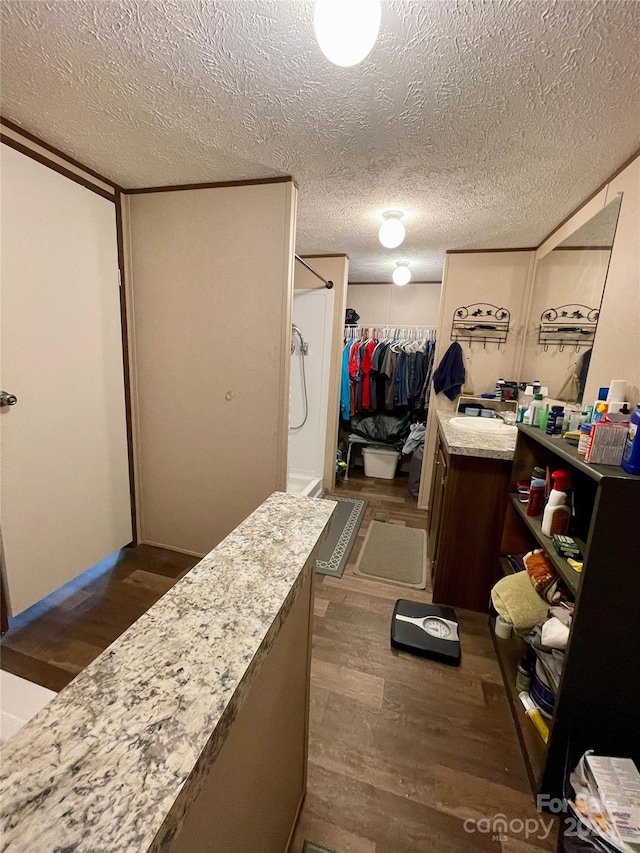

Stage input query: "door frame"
[{"left": 0, "top": 117, "right": 137, "bottom": 546}]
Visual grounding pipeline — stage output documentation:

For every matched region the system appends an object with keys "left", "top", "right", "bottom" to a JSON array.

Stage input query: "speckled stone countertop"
[
  {"left": 437, "top": 411, "right": 517, "bottom": 460},
  {"left": 0, "top": 492, "right": 335, "bottom": 853}
]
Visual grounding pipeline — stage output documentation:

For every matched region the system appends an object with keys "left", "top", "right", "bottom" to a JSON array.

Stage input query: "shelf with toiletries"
[
  {"left": 508, "top": 496, "right": 584, "bottom": 594},
  {"left": 517, "top": 424, "right": 638, "bottom": 482},
  {"left": 493, "top": 423, "right": 640, "bottom": 803}
]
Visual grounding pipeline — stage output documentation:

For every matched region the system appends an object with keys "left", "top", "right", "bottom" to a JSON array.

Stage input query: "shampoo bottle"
[{"left": 541, "top": 470, "right": 572, "bottom": 537}]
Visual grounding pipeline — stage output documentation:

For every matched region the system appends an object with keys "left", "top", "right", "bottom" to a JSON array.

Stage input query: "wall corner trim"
[
  {"left": 123, "top": 176, "right": 298, "bottom": 194},
  {"left": 0, "top": 115, "right": 122, "bottom": 191},
  {"left": 446, "top": 247, "right": 536, "bottom": 255}
]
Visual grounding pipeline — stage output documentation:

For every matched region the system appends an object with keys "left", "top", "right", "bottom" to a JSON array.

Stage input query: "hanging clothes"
[
  {"left": 360, "top": 339, "right": 377, "bottom": 410},
  {"left": 340, "top": 341, "right": 351, "bottom": 420},
  {"left": 341, "top": 327, "right": 437, "bottom": 419}
]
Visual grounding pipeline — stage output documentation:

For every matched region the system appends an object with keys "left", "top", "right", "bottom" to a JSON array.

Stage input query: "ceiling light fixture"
[
  {"left": 314, "top": 0, "right": 382, "bottom": 68},
  {"left": 392, "top": 262, "right": 411, "bottom": 286},
  {"left": 378, "top": 211, "right": 406, "bottom": 248}
]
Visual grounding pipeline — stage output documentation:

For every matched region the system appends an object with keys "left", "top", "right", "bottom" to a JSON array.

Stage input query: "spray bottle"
[{"left": 541, "top": 470, "right": 572, "bottom": 537}]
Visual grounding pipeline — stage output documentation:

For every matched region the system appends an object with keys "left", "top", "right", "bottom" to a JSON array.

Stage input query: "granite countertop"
[
  {"left": 0, "top": 492, "right": 335, "bottom": 853},
  {"left": 437, "top": 411, "right": 517, "bottom": 460}
]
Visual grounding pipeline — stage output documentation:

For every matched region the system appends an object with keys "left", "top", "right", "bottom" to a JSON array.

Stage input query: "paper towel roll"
[{"left": 607, "top": 380, "right": 627, "bottom": 402}]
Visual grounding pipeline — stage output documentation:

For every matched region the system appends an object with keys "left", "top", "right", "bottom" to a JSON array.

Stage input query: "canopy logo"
[{"left": 463, "top": 814, "right": 555, "bottom": 842}]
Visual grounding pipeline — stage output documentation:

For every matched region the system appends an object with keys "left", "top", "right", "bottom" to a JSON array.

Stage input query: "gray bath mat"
[
  {"left": 316, "top": 496, "right": 367, "bottom": 578},
  {"left": 354, "top": 521, "right": 427, "bottom": 589}
]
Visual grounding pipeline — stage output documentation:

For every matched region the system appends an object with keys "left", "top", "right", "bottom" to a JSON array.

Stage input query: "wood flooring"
[
  {"left": 1, "top": 470, "right": 556, "bottom": 852},
  {"left": 0, "top": 545, "right": 198, "bottom": 692},
  {"left": 291, "top": 468, "right": 557, "bottom": 853}
]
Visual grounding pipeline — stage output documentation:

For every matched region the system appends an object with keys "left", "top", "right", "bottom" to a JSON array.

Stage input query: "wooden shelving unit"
[
  {"left": 508, "top": 496, "right": 583, "bottom": 594},
  {"left": 491, "top": 616, "right": 547, "bottom": 791},
  {"left": 494, "top": 425, "right": 640, "bottom": 800}
]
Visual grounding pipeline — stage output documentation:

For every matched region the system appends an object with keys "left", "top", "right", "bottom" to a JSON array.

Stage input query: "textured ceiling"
[{"left": 1, "top": 0, "right": 639, "bottom": 281}]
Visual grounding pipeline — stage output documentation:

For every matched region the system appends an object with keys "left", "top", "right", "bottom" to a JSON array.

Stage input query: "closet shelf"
[
  {"left": 509, "top": 496, "right": 583, "bottom": 595},
  {"left": 490, "top": 617, "right": 547, "bottom": 791}
]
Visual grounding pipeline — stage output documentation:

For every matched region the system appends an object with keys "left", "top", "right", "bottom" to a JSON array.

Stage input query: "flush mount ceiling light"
[
  {"left": 392, "top": 262, "right": 411, "bottom": 286},
  {"left": 314, "top": 0, "right": 382, "bottom": 68},
  {"left": 379, "top": 211, "right": 406, "bottom": 248}
]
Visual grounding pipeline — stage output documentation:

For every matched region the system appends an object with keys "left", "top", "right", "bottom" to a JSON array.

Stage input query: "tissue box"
[{"left": 584, "top": 421, "right": 628, "bottom": 465}]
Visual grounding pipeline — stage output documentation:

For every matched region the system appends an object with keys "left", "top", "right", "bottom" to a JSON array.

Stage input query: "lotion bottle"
[{"left": 541, "top": 470, "right": 572, "bottom": 537}]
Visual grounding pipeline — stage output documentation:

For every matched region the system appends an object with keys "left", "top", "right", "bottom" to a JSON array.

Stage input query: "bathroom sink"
[{"left": 449, "top": 416, "right": 517, "bottom": 435}]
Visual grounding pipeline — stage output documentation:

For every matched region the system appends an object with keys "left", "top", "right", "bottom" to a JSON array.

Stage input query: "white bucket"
[{"left": 362, "top": 446, "right": 400, "bottom": 479}]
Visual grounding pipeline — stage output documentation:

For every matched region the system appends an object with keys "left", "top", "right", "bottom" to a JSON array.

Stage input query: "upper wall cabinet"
[{"left": 520, "top": 195, "right": 623, "bottom": 403}]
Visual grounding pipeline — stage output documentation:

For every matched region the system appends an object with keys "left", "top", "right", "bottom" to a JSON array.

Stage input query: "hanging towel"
[{"left": 432, "top": 341, "right": 466, "bottom": 401}]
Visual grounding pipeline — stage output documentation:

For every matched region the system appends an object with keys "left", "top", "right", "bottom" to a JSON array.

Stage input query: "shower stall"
[{"left": 287, "top": 287, "right": 334, "bottom": 498}]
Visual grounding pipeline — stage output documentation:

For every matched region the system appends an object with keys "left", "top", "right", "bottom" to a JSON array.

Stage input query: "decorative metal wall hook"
[
  {"left": 538, "top": 303, "right": 599, "bottom": 351},
  {"left": 450, "top": 303, "right": 510, "bottom": 349}
]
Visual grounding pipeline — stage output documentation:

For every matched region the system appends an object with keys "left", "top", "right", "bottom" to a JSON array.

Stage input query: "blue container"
[
  {"left": 621, "top": 402, "right": 640, "bottom": 475},
  {"left": 531, "top": 662, "right": 555, "bottom": 718}
]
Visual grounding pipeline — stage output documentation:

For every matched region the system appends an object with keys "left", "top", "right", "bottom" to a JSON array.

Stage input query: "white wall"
[
  {"left": 288, "top": 289, "right": 334, "bottom": 481},
  {"left": 346, "top": 283, "right": 441, "bottom": 327},
  {"left": 419, "top": 250, "right": 535, "bottom": 508},
  {"left": 124, "top": 180, "right": 296, "bottom": 556}
]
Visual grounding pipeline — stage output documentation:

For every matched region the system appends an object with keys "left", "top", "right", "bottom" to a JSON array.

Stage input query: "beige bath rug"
[{"left": 354, "top": 521, "right": 427, "bottom": 589}]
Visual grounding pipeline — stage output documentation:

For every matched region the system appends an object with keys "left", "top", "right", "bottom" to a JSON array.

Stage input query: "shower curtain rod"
[{"left": 295, "top": 255, "right": 334, "bottom": 289}]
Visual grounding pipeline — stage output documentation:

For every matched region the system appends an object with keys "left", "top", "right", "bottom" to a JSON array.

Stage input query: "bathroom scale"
[{"left": 391, "top": 600, "right": 461, "bottom": 666}]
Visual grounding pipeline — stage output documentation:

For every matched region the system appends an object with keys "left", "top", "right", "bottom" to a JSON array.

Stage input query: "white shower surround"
[{"left": 287, "top": 289, "right": 334, "bottom": 498}]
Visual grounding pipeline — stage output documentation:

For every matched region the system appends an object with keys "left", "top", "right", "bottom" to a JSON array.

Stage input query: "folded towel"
[
  {"left": 432, "top": 341, "right": 466, "bottom": 401},
  {"left": 491, "top": 572, "right": 550, "bottom": 634}
]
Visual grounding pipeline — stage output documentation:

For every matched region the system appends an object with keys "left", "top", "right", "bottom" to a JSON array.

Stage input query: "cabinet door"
[{"left": 428, "top": 447, "right": 448, "bottom": 578}]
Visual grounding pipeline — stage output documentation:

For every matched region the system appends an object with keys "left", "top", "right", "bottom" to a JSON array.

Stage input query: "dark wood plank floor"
[
  {"left": 292, "top": 468, "right": 557, "bottom": 853},
  {"left": 1, "top": 471, "right": 556, "bottom": 852},
  {"left": 0, "top": 545, "right": 198, "bottom": 692}
]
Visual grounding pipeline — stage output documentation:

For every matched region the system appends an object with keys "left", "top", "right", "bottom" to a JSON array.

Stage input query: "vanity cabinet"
[
  {"left": 428, "top": 420, "right": 512, "bottom": 612},
  {"left": 493, "top": 425, "right": 640, "bottom": 800}
]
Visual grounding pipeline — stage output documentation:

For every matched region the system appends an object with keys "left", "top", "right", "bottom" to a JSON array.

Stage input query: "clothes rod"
[
  {"left": 344, "top": 324, "right": 436, "bottom": 329},
  {"left": 295, "top": 255, "right": 334, "bottom": 289}
]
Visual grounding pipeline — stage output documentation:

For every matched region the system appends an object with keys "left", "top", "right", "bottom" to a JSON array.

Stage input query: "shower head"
[{"left": 291, "top": 324, "right": 308, "bottom": 355}]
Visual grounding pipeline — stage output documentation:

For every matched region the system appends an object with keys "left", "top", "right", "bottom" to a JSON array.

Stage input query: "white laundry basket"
[{"left": 362, "top": 446, "right": 400, "bottom": 479}]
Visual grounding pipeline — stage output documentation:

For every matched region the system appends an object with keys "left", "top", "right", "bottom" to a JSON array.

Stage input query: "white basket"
[{"left": 362, "top": 446, "right": 400, "bottom": 479}]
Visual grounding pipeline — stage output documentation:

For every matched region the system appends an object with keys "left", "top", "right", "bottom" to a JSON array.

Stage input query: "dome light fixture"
[
  {"left": 378, "top": 211, "right": 405, "bottom": 249},
  {"left": 313, "top": 0, "right": 382, "bottom": 68},
  {"left": 392, "top": 262, "right": 411, "bottom": 286}
]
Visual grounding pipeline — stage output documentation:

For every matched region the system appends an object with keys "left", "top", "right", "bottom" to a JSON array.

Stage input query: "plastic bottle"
[
  {"left": 621, "top": 402, "right": 640, "bottom": 475},
  {"left": 541, "top": 470, "right": 572, "bottom": 536},
  {"left": 495, "top": 378, "right": 505, "bottom": 400},
  {"left": 515, "top": 655, "right": 533, "bottom": 693},
  {"left": 546, "top": 406, "right": 565, "bottom": 435},
  {"left": 577, "top": 423, "right": 592, "bottom": 455},
  {"left": 527, "top": 466, "right": 546, "bottom": 517},
  {"left": 529, "top": 393, "right": 544, "bottom": 427}
]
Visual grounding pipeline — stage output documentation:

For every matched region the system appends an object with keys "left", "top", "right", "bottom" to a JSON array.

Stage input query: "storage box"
[{"left": 362, "top": 446, "right": 399, "bottom": 479}]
